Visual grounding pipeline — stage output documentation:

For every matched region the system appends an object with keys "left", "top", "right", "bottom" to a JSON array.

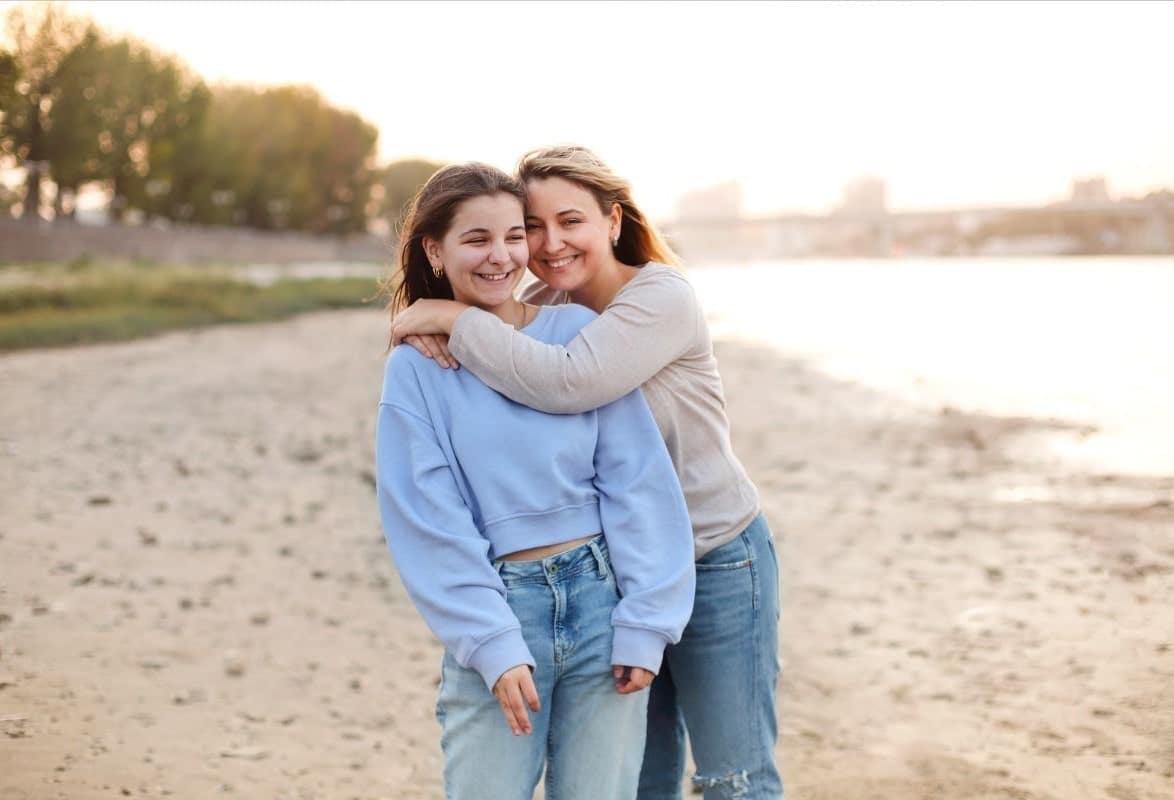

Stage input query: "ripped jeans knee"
[{"left": 691, "top": 769, "right": 751, "bottom": 799}]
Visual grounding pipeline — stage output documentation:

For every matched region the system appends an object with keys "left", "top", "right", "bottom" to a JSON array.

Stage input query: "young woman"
[
  {"left": 390, "top": 147, "right": 783, "bottom": 800},
  {"left": 375, "top": 162, "right": 695, "bottom": 800}
]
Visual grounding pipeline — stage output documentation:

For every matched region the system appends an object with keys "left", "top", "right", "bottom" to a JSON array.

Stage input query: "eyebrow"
[
  {"left": 459, "top": 225, "right": 525, "bottom": 236},
  {"left": 524, "top": 208, "right": 585, "bottom": 220}
]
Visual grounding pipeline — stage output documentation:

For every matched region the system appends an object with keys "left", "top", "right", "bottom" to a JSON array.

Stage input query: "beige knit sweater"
[{"left": 447, "top": 263, "right": 760, "bottom": 559}]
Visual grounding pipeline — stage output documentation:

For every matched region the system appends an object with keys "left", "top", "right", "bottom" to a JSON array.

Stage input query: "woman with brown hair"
[
  {"left": 375, "top": 161, "right": 695, "bottom": 799},
  {"left": 391, "top": 146, "right": 783, "bottom": 800}
]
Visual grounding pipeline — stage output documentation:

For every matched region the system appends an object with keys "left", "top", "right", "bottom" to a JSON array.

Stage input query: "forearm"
[
  {"left": 449, "top": 307, "right": 669, "bottom": 414},
  {"left": 391, "top": 299, "right": 470, "bottom": 342}
]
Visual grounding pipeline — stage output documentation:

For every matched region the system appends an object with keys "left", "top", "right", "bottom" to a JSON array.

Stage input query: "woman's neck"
[
  {"left": 569, "top": 258, "right": 641, "bottom": 313},
  {"left": 484, "top": 297, "right": 528, "bottom": 329}
]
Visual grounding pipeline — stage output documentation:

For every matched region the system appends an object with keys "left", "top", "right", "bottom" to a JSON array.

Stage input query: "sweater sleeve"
[
  {"left": 592, "top": 388, "right": 696, "bottom": 675},
  {"left": 375, "top": 383, "right": 535, "bottom": 691},
  {"left": 448, "top": 269, "right": 700, "bottom": 414}
]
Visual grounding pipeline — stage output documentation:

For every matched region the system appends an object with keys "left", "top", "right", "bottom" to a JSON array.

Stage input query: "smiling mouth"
[
  {"left": 474, "top": 268, "right": 515, "bottom": 283},
  {"left": 544, "top": 255, "right": 578, "bottom": 269}
]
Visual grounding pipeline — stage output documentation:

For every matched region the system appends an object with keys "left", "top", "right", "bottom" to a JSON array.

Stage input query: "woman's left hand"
[
  {"left": 613, "top": 665, "right": 655, "bottom": 694},
  {"left": 391, "top": 299, "right": 468, "bottom": 346}
]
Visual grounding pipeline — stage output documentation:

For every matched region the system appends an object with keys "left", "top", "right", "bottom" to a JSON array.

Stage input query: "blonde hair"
[{"left": 517, "top": 145, "right": 679, "bottom": 267}]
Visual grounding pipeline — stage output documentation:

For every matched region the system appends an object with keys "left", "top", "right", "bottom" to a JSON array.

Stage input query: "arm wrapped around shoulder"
[
  {"left": 592, "top": 386, "right": 696, "bottom": 675},
  {"left": 448, "top": 269, "right": 700, "bottom": 414}
]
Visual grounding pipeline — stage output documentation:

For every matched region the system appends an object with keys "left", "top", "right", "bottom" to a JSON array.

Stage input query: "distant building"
[
  {"left": 1071, "top": 176, "right": 1110, "bottom": 204},
  {"left": 675, "top": 181, "right": 742, "bottom": 222},
  {"left": 838, "top": 177, "right": 887, "bottom": 216}
]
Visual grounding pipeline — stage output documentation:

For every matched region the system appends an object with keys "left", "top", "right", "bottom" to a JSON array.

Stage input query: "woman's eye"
[
  {"left": 508, "top": 234, "right": 525, "bottom": 242},
  {"left": 466, "top": 238, "right": 487, "bottom": 245},
  {"left": 563, "top": 219, "right": 582, "bottom": 226},
  {"left": 525, "top": 223, "right": 541, "bottom": 231}
]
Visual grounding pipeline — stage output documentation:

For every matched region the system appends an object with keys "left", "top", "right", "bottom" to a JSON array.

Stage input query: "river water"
[{"left": 687, "top": 257, "right": 1174, "bottom": 477}]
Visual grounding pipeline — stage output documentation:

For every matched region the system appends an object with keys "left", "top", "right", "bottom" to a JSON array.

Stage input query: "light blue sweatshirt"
[{"left": 375, "top": 304, "right": 695, "bottom": 690}]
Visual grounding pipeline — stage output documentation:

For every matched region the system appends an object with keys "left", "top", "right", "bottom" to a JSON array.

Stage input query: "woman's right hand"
[
  {"left": 493, "top": 665, "right": 541, "bottom": 736},
  {"left": 404, "top": 334, "right": 460, "bottom": 369}
]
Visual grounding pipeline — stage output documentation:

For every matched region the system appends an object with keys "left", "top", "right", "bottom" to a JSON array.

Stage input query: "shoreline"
[{"left": 1, "top": 308, "right": 1170, "bottom": 799}]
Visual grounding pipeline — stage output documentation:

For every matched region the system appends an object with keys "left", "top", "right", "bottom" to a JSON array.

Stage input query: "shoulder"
[
  {"left": 614, "top": 263, "right": 700, "bottom": 320},
  {"left": 380, "top": 344, "right": 438, "bottom": 407},
  {"left": 540, "top": 303, "right": 599, "bottom": 339}
]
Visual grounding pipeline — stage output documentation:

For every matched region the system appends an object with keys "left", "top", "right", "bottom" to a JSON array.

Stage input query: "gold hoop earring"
[{"left": 431, "top": 263, "right": 444, "bottom": 278}]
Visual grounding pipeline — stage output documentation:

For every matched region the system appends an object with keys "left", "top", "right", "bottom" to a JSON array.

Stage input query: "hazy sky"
[{"left": 6, "top": 0, "right": 1173, "bottom": 218}]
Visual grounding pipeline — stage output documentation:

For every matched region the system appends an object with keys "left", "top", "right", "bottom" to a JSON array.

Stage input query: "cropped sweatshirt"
[{"left": 375, "top": 303, "right": 695, "bottom": 691}]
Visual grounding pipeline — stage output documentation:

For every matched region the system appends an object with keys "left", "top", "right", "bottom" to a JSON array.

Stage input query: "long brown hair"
[
  {"left": 382, "top": 162, "right": 526, "bottom": 314},
  {"left": 516, "top": 145, "right": 679, "bottom": 267}
]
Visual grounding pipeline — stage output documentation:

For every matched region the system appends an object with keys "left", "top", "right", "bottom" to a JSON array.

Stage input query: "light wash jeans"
[
  {"left": 638, "top": 514, "right": 783, "bottom": 800},
  {"left": 436, "top": 536, "right": 650, "bottom": 800}
]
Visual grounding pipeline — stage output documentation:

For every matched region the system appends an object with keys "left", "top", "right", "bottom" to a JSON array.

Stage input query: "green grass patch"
[{"left": 0, "top": 261, "right": 382, "bottom": 351}]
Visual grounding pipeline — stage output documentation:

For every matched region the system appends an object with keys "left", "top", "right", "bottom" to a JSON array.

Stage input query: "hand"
[
  {"left": 613, "top": 665, "right": 655, "bottom": 694},
  {"left": 493, "top": 665, "right": 541, "bottom": 736},
  {"left": 404, "top": 334, "right": 459, "bottom": 370},
  {"left": 391, "top": 299, "right": 467, "bottom": 346}
]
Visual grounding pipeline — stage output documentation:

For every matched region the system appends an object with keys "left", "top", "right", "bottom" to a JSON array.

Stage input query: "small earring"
[
  {"left": 612, "top": 233, "right": 620, "bottom": 247},
  {"left": 431, "top": 263, "right": 444, "bottom": 278}
]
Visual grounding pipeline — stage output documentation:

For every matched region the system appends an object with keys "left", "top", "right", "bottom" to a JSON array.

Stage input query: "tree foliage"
[
  {"left": 0, "top": 2, "right": 381, "bottom": 233},
  {"left": 379, "top": 158, "right": 445, "bottom": 231}
]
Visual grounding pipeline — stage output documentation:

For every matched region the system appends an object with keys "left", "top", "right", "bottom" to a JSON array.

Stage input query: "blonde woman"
[{"left": 391, "top": 146, "right": 783, "bottom": 800}]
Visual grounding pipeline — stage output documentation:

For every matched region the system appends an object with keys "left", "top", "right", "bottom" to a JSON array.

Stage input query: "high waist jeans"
[
  {"left": 638, "top": 514, "right": 783, "bottom": 800},
  {"left": 436, "top": 536, "right": 650, "bottom": 800}
]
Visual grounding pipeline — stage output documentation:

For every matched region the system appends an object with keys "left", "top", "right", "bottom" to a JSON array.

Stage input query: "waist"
[
  {"left": 494, "top": 535, "right": 609, "bottom": 585},
  {"left": 498, "top": 534, "right": 598, "bottom": 562}
]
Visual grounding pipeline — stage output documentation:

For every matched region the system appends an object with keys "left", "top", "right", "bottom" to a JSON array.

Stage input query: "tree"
[
  {"left": 0, "top": 2, "right": 92, "bottom": 218},
  {"left": 196, "top": 84, "right": 378, "bottom": 233},
  {"left": 42, "top": 25, "right": 105, "bottom": 216},
  {"left": 380, "top": 158, "right": 444, "bottom": 231}
]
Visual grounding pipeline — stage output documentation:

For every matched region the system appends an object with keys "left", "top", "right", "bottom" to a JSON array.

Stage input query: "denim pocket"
[{"left": 695, "top": 557, "right": 754, "bottom": 572}]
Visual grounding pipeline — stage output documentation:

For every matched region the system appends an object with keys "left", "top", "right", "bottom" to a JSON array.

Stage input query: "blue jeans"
[
  {"left": 638, "top": 514, "right": 783, "bottom": 799},
  {"left": 436, "top": 536, "right": 650, "bottom": 800}
]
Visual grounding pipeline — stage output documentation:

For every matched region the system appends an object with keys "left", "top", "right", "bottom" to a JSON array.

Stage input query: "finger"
[
  {"left": 436, "top": 339, "right": 460, "bottom": 370},
  {"left": 521, "top": 671, "right": 541, "bottom": 713},
  {"left": 507, "top": 681, "right": 532, "bottom": 735},
  {"left": 613, "top": 666, "right": 624, "bottom": 680},
  {"left": 495, "top": 687, "right": 522, "bottom": 736},
  {"left": 403, "top": 334, "right": 434, "bottom": 359},
  {"left": 425, "top": 335, "right": 454, "bottom": 369}
]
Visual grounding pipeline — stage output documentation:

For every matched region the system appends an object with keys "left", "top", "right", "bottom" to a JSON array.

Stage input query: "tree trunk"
[
  {"left": 22, "top": 161, "right": 43, "bottom": 220},
  {"left": 21, "top": 96, "right": 45, "bottom": 220}
]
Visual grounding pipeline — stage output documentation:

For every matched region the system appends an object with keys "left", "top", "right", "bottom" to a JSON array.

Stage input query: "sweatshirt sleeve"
[
  {"left": 592, "top": 388, "right": 696, "bottom": 675},
  {"left": 448, "top": 269, "right": 700, "bottom": 414},
  {"left": 375, "top": 374, "right": 535, "bottom": 690}
]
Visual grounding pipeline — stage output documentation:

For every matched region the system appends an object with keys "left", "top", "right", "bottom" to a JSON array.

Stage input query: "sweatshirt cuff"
[
  {"left": 466, "top": 628, "right": 536, "bottom": 691},
  {"left": 611, "top": 625, "right": 671, "bottom": 675}
]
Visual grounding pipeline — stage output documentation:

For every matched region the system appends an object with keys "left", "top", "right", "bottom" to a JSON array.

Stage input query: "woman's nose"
[
  {"left": 489, "top": 239, "right": 510, "bottom": 264},
  {"left": 542, "top": 229, "right": 563, "bottom": 253}
]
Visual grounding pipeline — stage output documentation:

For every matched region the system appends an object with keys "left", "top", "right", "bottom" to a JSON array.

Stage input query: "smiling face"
[
  {"left": 423, "top": 193, "right": 528, "bottom": 311},
  {"left": 523, "top": 176, "right": 621, "bottom": 293}
]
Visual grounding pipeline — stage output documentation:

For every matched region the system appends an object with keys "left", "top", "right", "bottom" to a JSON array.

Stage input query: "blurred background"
[{"left": 1, "top": 2, "right": 1171, "bottom": 799}]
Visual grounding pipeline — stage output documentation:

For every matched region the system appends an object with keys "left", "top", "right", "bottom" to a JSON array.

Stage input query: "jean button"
[{"left": 547, "top": 564, "right": 558, "bottom": 574}]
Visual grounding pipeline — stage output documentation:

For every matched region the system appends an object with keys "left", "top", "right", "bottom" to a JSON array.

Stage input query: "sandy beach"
[{"left": 1, "top": 303, "right": 1171, "bottom": 799}]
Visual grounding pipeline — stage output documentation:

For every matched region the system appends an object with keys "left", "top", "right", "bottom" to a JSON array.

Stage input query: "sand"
[{"left": 1, "top": 307, "right": 1171, "bottom": 799}]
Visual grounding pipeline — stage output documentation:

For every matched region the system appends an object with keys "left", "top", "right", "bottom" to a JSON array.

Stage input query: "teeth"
[
  {"left": 548, "top": 256, "right": 575, "bottom": 268},
  {"left": 477, "top": 272, "right": 510, "bottom": 282}
]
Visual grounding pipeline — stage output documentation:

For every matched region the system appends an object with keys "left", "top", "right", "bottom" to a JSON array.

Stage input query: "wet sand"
[{"left": 1, "top": 308, "right": 1171, "bottom": 799}]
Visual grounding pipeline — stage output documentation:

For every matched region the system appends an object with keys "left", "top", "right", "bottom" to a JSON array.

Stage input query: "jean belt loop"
[
  {"left": 588, "top": 537, "right": 608, "bottom": 580},
  {"left": 494, "top": 560, "right": 506, "bottom": 577}
]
